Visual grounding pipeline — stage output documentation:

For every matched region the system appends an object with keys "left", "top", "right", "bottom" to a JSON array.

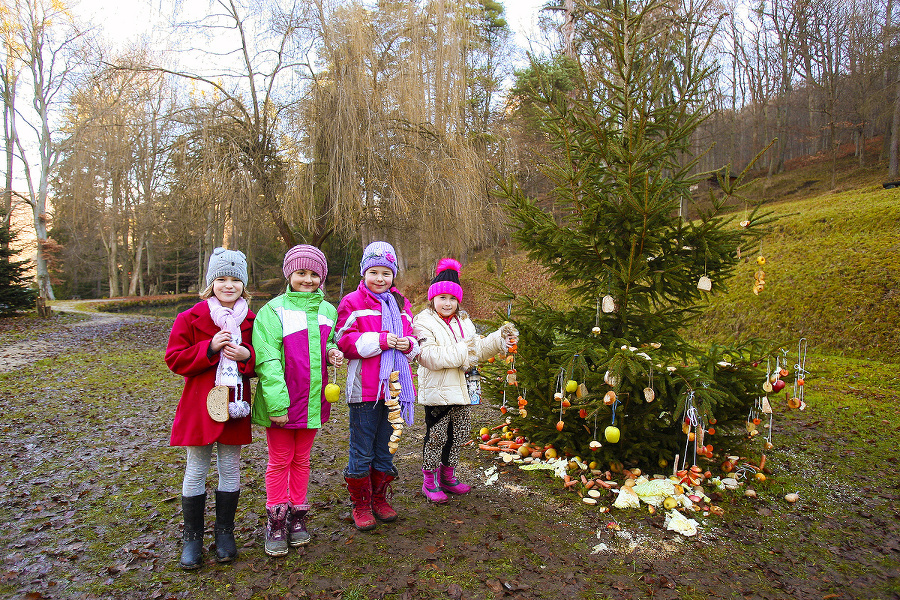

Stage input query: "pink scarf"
[{"left": 207, "top": 297, "right": 250, "bottom": 418}]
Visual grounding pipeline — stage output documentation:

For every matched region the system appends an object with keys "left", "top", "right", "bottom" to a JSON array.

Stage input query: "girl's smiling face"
[
  {"left": 289, "top": 269, "right": 322, "bottom": 293},
  {"left": 432, "top": 293, "right": 459, "bottom": 318},
  {"left": 364, "top": 267, "right": 394, "bottom": 294},
  {"left": 213, "top": 276, "right": 244, "bottom": 308}
]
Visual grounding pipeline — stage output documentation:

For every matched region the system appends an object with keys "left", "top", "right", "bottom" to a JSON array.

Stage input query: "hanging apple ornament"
[
  {"left": 324, "top": 382, "right": 340, "bottom": 403},
  {"left": 604, "top": 395, "right": 622, "bottom": 443},
  {"left": 604, "top": 425, "right": 620, "bottom": 443},
  {"left": 324, "top": 364, "right": 341, "bottom": 402},
  {"left": 565, "top": 380, "right": 577, "bottom": 393}
]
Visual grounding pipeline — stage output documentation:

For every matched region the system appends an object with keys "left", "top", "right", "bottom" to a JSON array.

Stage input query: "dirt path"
[{"left": 0, "top": 300, "right": 148, "bottom": 373}]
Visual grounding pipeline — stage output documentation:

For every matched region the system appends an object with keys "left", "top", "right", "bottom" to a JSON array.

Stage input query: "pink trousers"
[{"left": 265, "top": 427, "right": 317, "bottom": 509}]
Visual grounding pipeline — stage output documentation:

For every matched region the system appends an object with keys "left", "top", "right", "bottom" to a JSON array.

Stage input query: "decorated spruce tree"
[{"left": 489, "top": 0, "right": 771, "bottom": 470}]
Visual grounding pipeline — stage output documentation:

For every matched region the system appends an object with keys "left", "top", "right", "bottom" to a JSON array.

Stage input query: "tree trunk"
[
  {"left": 106, "top": 232, "right": 119, "bottom": 298},
  {"left": 127, "top": 233, "right": 145, "bottom": 296},
  {"left": 891, "top": 65, "right": 900, "bottom": 178}
]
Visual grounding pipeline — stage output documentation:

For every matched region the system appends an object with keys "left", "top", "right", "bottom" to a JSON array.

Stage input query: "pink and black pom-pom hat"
[{"left": 428, "top": 258, "right": 463, "bottom": 302}]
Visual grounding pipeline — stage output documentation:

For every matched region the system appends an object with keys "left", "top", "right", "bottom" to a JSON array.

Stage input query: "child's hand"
[
  {"left": 328, "top": 348, "right": 344, "bottom": 367},
  {"left": 394, "top": 336, "right": 411, "bottom": 352},
  {"left": 222, "top": 342, "right": 250, "bottom": 362},
  {"left": 270, "top": 415, "right": 288, "bottom": 427},
  {"left": 210, "top": 331, "right": 232, "bottom": 352},
  {"left": 385, "top": 333, "right": 399, "bottom": 349}
]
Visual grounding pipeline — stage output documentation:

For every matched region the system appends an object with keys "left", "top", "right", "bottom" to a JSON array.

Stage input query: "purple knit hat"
[
  {"left": 283, "top": 244, "right": 328, "bottom": 285},
  {"left": 360, "top": 241, "right": 398, "bottom": 276},
  {"left": 428, "top": 258, "right": 463, "bottom": 302}
]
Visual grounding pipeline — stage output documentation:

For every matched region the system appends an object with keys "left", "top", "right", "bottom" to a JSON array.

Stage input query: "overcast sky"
[{"left": 76, "top": 0, "right": 552, "bottom": 58}]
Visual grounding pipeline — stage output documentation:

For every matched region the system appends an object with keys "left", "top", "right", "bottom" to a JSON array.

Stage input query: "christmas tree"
[
  {"left": 489, "top": 0, "right": 772, "bottom": 470},
  {"left": 0, "top": 210, "right": 37, "bottom": 316}
]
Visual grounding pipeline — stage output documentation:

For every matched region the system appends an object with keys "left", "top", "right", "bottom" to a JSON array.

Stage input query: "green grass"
[{"left": 689, "top": 184, "right": 900, "bottom": 359}]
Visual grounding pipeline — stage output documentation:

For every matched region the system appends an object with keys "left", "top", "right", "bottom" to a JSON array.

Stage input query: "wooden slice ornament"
[{"left": 207, "top": 385, "right": 230, "bottom": 422}]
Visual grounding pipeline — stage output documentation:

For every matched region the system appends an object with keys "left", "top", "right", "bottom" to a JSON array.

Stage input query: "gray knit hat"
[{"left": 206, "top": 247, "right": 248, "bottom": 287}]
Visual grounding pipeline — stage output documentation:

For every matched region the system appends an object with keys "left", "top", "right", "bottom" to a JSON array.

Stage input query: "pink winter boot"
[
  {"left": 439, "top": 465, "right": 471, "bottom": 495},
  {"left": 421, "top": 468, "right": 448, "bottom": 503}
]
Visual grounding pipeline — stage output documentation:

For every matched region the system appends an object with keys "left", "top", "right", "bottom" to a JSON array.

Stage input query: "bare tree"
[
  {"left": 129, "top": 0, "right": 318, "bottom": 257},
  {"left": 4, "top": 0, "right": 87, "bottom": 300}
]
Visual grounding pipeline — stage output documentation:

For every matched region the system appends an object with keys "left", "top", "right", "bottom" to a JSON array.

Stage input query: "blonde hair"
[{"left": 199, "top": 279, "right": 252, "bottom": 301}]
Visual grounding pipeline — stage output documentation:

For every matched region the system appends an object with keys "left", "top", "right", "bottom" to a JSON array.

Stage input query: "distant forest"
[{"left": 2, "top": 0, "right": 897, "bottom": 299}]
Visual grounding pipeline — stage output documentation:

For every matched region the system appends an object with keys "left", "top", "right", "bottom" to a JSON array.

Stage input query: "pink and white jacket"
[{"left": 336, "top": 281, "right": 419, "bottom": 403}]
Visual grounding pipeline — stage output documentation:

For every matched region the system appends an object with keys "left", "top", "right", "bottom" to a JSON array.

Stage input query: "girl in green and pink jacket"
[{"left": 251, "top": 245, "right": 343, "bottom": 557}]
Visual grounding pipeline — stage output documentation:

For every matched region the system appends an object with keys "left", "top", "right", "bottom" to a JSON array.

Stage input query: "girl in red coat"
[{"left": 165, "top": 248, "right": 256, "bottom": 570}]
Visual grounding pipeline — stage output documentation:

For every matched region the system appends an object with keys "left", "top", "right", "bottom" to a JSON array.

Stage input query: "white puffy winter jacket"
[{"left": 413, "top": 308, "right": 506, "bottom": 406}]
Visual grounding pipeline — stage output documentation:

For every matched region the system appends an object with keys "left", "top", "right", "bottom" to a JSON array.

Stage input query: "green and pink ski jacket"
[{"left": 251, "top": 288, "right": 338, "bottom": 429}]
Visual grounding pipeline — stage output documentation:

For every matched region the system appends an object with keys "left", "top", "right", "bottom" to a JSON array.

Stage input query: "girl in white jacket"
[{"left": 413, "top": 258, "right": 517, "bottom": 503}]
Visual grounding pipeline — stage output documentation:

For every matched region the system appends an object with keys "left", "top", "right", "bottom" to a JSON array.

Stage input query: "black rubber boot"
[
  {"left": 180, "top": 493, "right": 206, "bottom": 570},
  {"left": 214, "top": 489, "right": 240, "bottom": 563}
]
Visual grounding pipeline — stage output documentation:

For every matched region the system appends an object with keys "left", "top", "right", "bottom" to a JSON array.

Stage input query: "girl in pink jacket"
[{"left": 335, "top": 241, "right": 418, "bottom": 531}]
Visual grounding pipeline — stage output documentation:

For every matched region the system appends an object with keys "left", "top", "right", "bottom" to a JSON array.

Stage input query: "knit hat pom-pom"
[{"left": 435, "top": 257, "right": 461, "bottom": 275}]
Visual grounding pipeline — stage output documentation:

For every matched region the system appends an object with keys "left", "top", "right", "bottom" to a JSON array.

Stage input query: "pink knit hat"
[
  {"left": 283, "top": 245, "right": 328, "bottom": 284},
  {"left": 428, "top": 258, "right": 463, "bottom": 302}
]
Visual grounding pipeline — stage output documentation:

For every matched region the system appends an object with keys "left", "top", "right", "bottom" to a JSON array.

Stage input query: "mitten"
[
  {"left": 463, "top": 337, "right": 478, "bottom": 370},
  {"left": 500, "top": 322, "right": 519, "bottom": 352}
]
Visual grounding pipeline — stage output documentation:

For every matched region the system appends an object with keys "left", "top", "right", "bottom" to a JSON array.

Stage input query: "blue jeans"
[{"left": 345, "top": 401, "right": 397, "bottom": 478}]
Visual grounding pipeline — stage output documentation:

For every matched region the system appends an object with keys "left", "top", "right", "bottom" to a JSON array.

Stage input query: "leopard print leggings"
[{"left": 422, "top": 405, "right": 471, "bottom": 471}]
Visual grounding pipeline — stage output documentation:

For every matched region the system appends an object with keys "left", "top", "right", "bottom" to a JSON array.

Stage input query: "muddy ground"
[{"left": 0, "top": 310, "right": 897, "bottom": 600}]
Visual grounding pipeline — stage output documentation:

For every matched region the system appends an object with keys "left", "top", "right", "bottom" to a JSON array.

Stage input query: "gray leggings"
[{"left": 182, "top": 443, "right": 242, "bottom": 496}]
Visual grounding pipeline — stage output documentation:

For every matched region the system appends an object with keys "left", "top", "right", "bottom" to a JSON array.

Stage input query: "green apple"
[
  {"left": 324, "top": 383, "right": 341, "bottom": 403},
  {"left": 604, "top": 425, "right": 620, "bottom": 444}
]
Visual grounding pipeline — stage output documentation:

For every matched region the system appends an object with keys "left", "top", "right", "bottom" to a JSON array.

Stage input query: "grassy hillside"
[
  {"left": 463, "top": 167, "right": 900, "bottom": 361},
  {"left": 691, "top": 182, "right": 900, "bottom": 359}
]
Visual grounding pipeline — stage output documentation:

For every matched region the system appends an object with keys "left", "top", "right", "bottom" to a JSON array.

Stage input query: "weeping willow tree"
[{"left": 295, "top": 0, "right": 510, "bottom": 271}]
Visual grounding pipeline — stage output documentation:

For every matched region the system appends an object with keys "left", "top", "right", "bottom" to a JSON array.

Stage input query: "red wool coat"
[{"left": 165, "top": 301, "right": 256, "bottom": 447}]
